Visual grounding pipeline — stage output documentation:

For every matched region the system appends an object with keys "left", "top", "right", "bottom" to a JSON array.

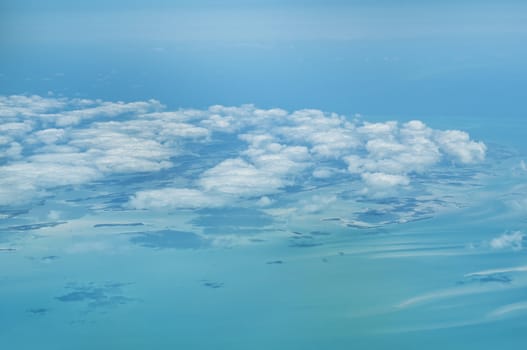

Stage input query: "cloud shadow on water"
[
  {"left": 55, "top": 282, "right": 135, "bottom": 310},
  {"left": 191, "top": 207, "right": 275, "bottom": 235},
  {"left": 127, "top": 230, "right": 209, "bottom": 249}
]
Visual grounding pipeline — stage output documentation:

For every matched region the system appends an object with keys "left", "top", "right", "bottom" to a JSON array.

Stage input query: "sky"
[{"left": 1, "top": 0, "right": 527, "bottom": 121}]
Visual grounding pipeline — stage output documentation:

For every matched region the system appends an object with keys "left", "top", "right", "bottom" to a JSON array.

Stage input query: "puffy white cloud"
[
  {"left": 300, "top": 194, "right": 337, "bottom": 213},
  {"left": 361, "top": 172, "right": 410, "bottom": 190},
  {"left": 0, "top": 94, "right": 487, "bottom": 208},
  {"left": 489, "top": 231, "right": 524, "bottom": 250},
  {"left": 0, "top": 95, "right": 67, "bottom": 118},
  {"left": 256, "top": 196, "right": 273, "bottom": 207},
  {"left": 68, "top": 129, "right": 173, "bottom": 173},
  {"left": 244, "top": 143, "right": 310, "bottom": 176},
  {"left": 0, "top": 142, "right": 23, "bottom": 160},
  {"left": 52, "top": 100, "right": 164, "bottom": 127},
  {"left": 199, "top": 158, "right": 285, "bottom": 197},
  {"left": 312, "top": 167, "right": 338, "bottom": 179},
  {"left": 33, "top": 128, "right": 66, "bottom": 144},
  {"left": 129, "top": 188, "right": 224, "bottom": 209},
  {"left": 0, "top": 162, "right": 100, "bottom": 205},
  {"left": 357, "top": 121, "right": 398, "bottom": 138},
  {"left": 434, "top": 130, "right": 486, "bottom": 163},
  {"left": 278, "top": 109, "right": 359, "bottom": 158}
]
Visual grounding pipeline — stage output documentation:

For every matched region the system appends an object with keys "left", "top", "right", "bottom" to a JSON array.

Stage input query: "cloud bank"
[{"left": 0, "top": 94, "right": 487, "bottom": 208}]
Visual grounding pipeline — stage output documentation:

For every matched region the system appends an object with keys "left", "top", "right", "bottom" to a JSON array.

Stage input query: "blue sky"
[
  {"left": 2, "top": 0, "right": 526, "bottom": 124},
  {"left": 3, "top": 1, "right": 527, "bottom": 43}
]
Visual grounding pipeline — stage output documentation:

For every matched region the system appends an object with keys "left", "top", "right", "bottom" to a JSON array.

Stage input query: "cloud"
[
  {"left": 488, "top": 302, "right": 527, "bottom": 318},
  {"left": 489, "top": 231, "right": 524, "bottom": 250},
  {"left": 129, "top": 188, "right": 224, "bottom": 209},
  {"left": 199, "top": 158, "right": 285, "bottom": 197},
  {"left": 361, "top": 172, "right": 410, "bottom": 189},
  {"left": 0, "top": 162, "right": 100, "bottom": 205},
  {"left": 434, "top": 130, "right": 487, "bottom": 163},
  {"left": 465, "top": 265, "right": 527, "bottom": 278},
  {"left": 299, "top": 195, "right": 337, "bottom": 213},
  {"left": 0, "top": 94, "right": 487, "bottom": 209},
  {"left": 277, "top": 109, "right": 359, "bottom": 158},
  {"left": 397, "top": 284, "right": 498, "bottom": 309}
]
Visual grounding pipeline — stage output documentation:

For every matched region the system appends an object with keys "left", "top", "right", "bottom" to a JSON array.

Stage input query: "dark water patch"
[
  {"left": 94, "top": 223, "right": 144, "bottom": 228},
  {"left": 266, "top": 260, "right": 284, "bottom": 265},
  {"left": 27, "top": 308, "right": 49, "bottom": 316},
  {"left": 0, "top": 248, "right": 16, "bottom": 252},
  {"left": 66, "top": 192, "right": 132, "bottom": 208},
  {"left": 201, "top": 280, "right": 224, "bottom": 289},
  {"left": 0, "top": 208, "right": 29, "bottom": 219},
  {"left": 356, "top": 197, "right": 403, "bottom": 205},
  {"left": 8, "top": 221, "right": 66, "bottom": 231},
  {"left": 201, "top": 227, "right": 272, "bottom": 235},
  {"left": 27, "top": 255, "right": 59, "bottom": 262},
  {"left": 478, "top": 274, "right": 512, "bottom": 284},
  {"left": 56, "top": 282, "right": 135, "bottom": 310},
  {"left": 57, "top": 290, "right": 104, "bottom": 302},
  {"left": 402, "top": 215, "right": 434, "bottom": 224},
  {"left": 42, "top": 255, "right": 59, "bottom": 261},
  {"left": 346, "top": 222, "right": 381, "bottom": 229},
  {"left": 103, "top": 195, "right": 131, "bottom": 205},
  {"left": 356, "top": 209, "right": 398, "bottom": 224},
  {"left": 321, "top": 217, "right": 342, "bottom": 222},
  {"left": 289, "top": 241, "right": 323, "bottom": 248},
  {"left": 310, "top": 231, "right": 331, "bottom": 236},
  {"left": 459, "top": 274, "right": 512, "bottom": 285},
  {"left": 249, "top": 238, "right": 266, "bottom": 243},
  {"left": 88, "top": 295, "right": 134, "bottom": 308},
  {"left": 128, "top": 230, "right": 209, "bottom": 249},
  {"left": 192, "top": 207, "right": 274, "bottom": 234},
  {"left": 290, "top": 235, "right": 313, "bottom": 240}
]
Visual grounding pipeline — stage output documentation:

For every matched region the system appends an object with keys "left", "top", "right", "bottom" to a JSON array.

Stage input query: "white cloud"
[
  {"left": 256, "top": 196, "right": 273, "bottom": 207},
  {"left": 129, "top": 188, "right": 224, "bottom": 209},
  {"left": 199, "top": 158, "right": 285, "bottom": 197},
  {"left": 361, "top": 172, "right": 410, "bottom": 189},
  {"left": 357, "top": 121, "right": 398, "bottom": 138},
  {"left": 33, "top": 128, "right": 66, "bottom": 144},
  {"left": 312, "top": 167, "right": 338, "bottom": 179},
  {"left": 0, "top": 95, "right": 67, "bottom": 118},
  {"left": 489, "top": 231, "right": 524, "bottom": 250},
  {"left": 52, "top": 100, "right": 164, "bottom": 127},
  {"left": 278, "top": 109, "right": 359, "bottom": 158},
  {"left": 0, "top": 162, "right": 100, "bottom": 205},
  {"left": 300, "top": 194, "right": 337, "bottom": 213},
  {"left": 0, "top": 94, "right": 488, "bottom": 208},
  {"left": 434, "top": 130, "right": 486, "bottom": 163},
  {"left": 488, "top": 302, "right": 527, "bottom": 318}
]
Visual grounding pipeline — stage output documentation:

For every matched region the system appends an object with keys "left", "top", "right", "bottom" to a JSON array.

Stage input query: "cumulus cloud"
[
  {"left": 199, "top": 158, "right": 285, "bottom": 197},
  {"left": 489, "top": 231, "right": 524, "bottom": 250},
  {"left": 129, "top": 188, "right": 224, "bottom": 209},
  {"left": 361, "top": 172, "right": 410, "bottom": 188},
  {"left": 277, "top": 109, "right": 359, "bottom": 158},
  {"left": 434, "top": 130, "right": 486, "bottom": 163},
  {"left": 0, "top": 94, "right": 487, "bottom": 209}
]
